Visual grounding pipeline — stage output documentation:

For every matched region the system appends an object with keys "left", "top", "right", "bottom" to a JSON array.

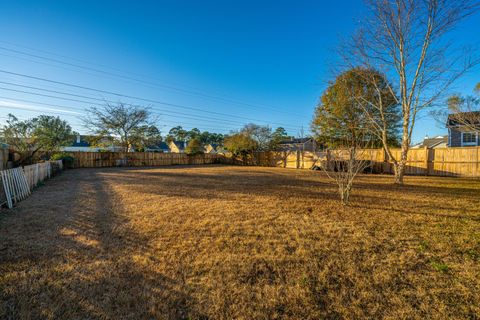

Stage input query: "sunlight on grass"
[{"left": 1, "top": 166, "right": 479, "bottom": 319}]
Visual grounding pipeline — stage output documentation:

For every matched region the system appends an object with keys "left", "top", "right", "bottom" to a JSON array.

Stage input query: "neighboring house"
[
  {"left": 168, "top": 141, "right": 187, "bottom": 153},
  {"left": 62, "top": 135, "right": 122, "bottom": 152},
  {"left": 204, "top": 143, "right": 225, "bottom": 154},
  {"left": 62, "top": 135, "right": 93, "bottom": 152},
  {"left": 276, "top": 138, "right": 317, "bottom": 152},
  {"left": 411, "top": 135, "right": 448, "bottom": 149},
  {"left": 145, "top": 142, "right": 171, "bottom": 153},
  {"left": 446, "top": 112, "right": 480, "bottom": 147}
]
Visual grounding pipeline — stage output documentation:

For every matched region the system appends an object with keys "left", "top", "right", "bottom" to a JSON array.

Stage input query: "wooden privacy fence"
[
  {"left": 227, "top": 147, "right": 480, "bottom": 177},
  {"left": 55, "top": 148, "right": 480, "bottom": 177},
  {"left": 0, "top": 160, "right": 63, "bottom": 209},
  {"left": 65, "top": 152, "right": 223, "bottom": 168}
]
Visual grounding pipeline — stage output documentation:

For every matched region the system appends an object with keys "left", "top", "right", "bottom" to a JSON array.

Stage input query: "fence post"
[{"left": 424, "top": 146, "right": 429, "bottom": 176}]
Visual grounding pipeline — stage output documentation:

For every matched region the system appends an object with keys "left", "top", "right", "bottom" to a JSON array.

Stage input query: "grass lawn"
[{"left": 1, "top": 165, "right": 479, "bottom": 319}]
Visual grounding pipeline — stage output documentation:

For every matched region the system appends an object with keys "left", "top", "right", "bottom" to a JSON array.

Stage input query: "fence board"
[
  {"left": 64, "top": 152, "right": 222, "bottom": 168},
  {"left": 225, "top": 147, "right": 480, "bottom": 177},
  {"left": 0, "top": 160, "right": 63, "bottom": 208},
  {"left": 47, "top": 148, "right": 480, "bottom": 177}
]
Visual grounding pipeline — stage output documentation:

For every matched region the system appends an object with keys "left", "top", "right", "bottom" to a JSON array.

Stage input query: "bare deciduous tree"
[
  {"left": 320, "top": 143, "right": 373, "bottom": 206},
  {"left": 84, "top": 103, "right": 159, "bottom": 152},
  {"left": 316, "top": 128, "right": 374, "bottom": 206},
  {"left": 343, "top": 0, "right": 479, "bottom": 184}
]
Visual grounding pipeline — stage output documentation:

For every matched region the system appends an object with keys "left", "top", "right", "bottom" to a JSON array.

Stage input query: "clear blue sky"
[{"left": 0, "top": 0, "right": 478, "bottom": 143}]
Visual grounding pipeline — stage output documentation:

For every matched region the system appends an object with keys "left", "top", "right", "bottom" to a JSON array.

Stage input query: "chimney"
[{"left": 76, "top": 134, "right": 81, "bottom": 144}]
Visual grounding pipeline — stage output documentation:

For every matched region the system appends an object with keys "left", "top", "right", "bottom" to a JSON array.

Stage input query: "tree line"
[{"left": 0, "top": 102, "right": 296, "bottom": 165}]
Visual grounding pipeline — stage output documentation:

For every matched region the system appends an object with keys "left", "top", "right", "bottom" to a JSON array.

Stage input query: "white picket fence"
[{"left": 0, "top": 160, "right": 63, "bottom": 209}]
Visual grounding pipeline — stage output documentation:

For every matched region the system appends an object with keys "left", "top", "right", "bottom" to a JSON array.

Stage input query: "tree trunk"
[
  {"left": 393, "top": 162, "right": 405, "bottom": 184},
  {"left": 394, "top": 106, "right": 411, "bottom": 185},
  {"left": 393, "top": 142, "right": 409, "bottom": 184}
]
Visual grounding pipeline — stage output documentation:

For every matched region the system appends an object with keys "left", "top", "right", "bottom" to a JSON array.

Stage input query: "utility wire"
[
  {"left": 0, "top": 89, "right": 298, "bottom": 131},
  {"left": 0, "top": 71, "right": 304, "bottom": 130},
  {"left": 0, "top": 80, "right": 302, "bottom": 130},
  {"left": 0, "top": 43, "right": 306, "bottom": 118},
  {"left": 0, "top": 105, "right": 235, "bottom": 133}
]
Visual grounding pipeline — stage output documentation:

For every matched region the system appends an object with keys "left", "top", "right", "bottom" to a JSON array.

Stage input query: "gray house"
[{"left": 446, "top": 112, "right": 480, "bottom": 147}]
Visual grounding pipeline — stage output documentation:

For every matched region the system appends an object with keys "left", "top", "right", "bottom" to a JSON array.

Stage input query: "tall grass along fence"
[
  {"left": 0, "top": 160, "right": 63, "bottom": 209},
  {"left": 64, "top": 152, "right": 223, "bottom": 168},
  {"left": 226, "top": 147, "right": 480, "bottom": 177}
]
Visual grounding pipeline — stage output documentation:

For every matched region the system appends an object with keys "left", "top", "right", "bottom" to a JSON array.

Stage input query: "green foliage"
[
  {"left": 132, "top": 125, "right": 162, "bottom": 150},
  {"left": 50, "top": 152, "right": 74, "bottom": 162},
  {"left": 185, "top": 138, "right": 204, "bottom": 155},
  {"left": 430, "top": 260, "right": 449, "bottom": 273},
  {"left": 199, "top": 131, "right": 224, "bottom": 145},
  {"left": 187, "top": 128, "right": 201, "bottom": 140},
  {"left": 0, "top": 114, "right": 76, "bottom": 165},
  {"left": 51, "top": 152, "right": 75, "bottom": 168},
  {"left": 270, "top": 127, "right": 292, "bottom": 149},
  {"left": 167, "top": 126, "right": 224, "bottom": 145},
  {"left": 224, "top": 132, "right": 258, "bottom": 156},
  {"left": 418, "top": 240, "right": 430, "bottom": 252},
  {"left": 311, "top": 67, "right": 401, "bottom": 148},
  {"left": 168, "top": 126, "right": 188, "bottom": 141}
]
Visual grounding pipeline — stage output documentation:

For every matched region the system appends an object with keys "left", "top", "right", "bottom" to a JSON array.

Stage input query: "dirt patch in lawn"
[{"left": 1, "top": 165, "right": 479, "bottom": 319}]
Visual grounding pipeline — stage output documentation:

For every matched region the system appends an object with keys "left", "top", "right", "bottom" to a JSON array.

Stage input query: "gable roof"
[
  {"left": 170, "top": 141, "right": 186, "bottom": 150},
  {"left": 412, "top": 135, "right": 448, "bottom": 148},
  {"left": 278, "top": 137, "right": 314, "bottom": 145},
  {"left": 146, "top": 141, "right": 170, "bottom": 150},
  {"left": 447, "top": 111, "right": 480, "bottom": 127}
]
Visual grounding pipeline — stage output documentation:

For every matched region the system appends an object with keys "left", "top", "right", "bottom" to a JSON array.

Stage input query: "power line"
[
  {"left": 0, "top": 105, "right": 236, "bottom": 133},
  {"left": 0, "top": 80, "right": 302, "bottom": 130},
  {"left": 0, "top": 95, "right": 244, "bottom": 130},
  {"left": 0, "top": 71, "right": 304, "bottom": 130},
  {"left": 0, "top": 43, "right": 306, "bottom": 118},
  {"left": 0, "top": 89, "right": 295, "bottom": 131}
]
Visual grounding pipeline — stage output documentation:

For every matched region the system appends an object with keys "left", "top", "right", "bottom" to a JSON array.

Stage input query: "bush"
[
  {"left": 185, "top": 138, "right": 204, "bottom": 156},
  {"left": 50, "top": 152, "right": 75, "bottom": 168}
]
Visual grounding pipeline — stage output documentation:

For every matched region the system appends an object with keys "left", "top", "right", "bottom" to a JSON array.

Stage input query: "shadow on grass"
[{"left": 0, "top": 169, "right": 205, "bottom": 319}]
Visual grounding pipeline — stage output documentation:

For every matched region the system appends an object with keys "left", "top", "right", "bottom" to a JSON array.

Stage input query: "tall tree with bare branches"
[
  {"left": 344, "top": 0, "right": 479, "bottom": 184},
  {"left": 83, "top": 103, "right": 159, "bottom": 152}
]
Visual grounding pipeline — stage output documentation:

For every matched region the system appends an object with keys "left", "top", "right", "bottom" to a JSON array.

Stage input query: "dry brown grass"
[{"left": 1, "top": 165, "right": 479, "bottom": 319}]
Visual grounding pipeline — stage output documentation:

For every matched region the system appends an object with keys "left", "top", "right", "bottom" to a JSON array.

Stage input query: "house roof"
[
  {"left": 70, "top": 135, "right": 91, "bottom": 147},
  {"left": 278, "top": 137, "right": 314, "bottom": 145},
  {"left": 412, "top": 135, "right": 448, "bottom": 148},
  {"left": 147, "top": 142, "right": 170, "bottom": 150},
  {"left": 447, "top": 111, "right": 480, "bottom": 127},
  {"left": 207, "top": 143, "right": 221, "bottom": 149},
  {"left": 276, "top": 137, "right": 316, "bottom": 151},
  {"left": 171, "top": 141, "right": 186, "bottom": 150},
  {"left": 71, "top": 141, "right": 90, "bottom": 147}
]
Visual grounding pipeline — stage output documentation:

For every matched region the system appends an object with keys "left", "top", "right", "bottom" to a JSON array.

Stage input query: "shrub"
[
  {"left": 185, "top": 138, "right": 204, "bottom": 155},
  {"left": 50, "top": 152, "right": 75, "bottom": 168}
]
